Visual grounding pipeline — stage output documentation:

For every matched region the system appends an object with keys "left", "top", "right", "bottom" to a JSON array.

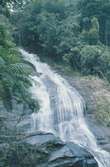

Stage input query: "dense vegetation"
[
  {"left": 0, "top": 0, "right": 39, "bottom": 112},
  {"left": 0, "top": 0, "right": 39, "bottom": 149},
  {"left": 10, "top": 0, "right": 110, "bottom": 126},
  {"left": 0, "top": 0, "right": 110, "bottom": 166},
  {"left": 0, "top": 0, "right": 109, "bottom": 129},
  {"left": 11, "top": 0, "right": 110, "bottom": 83}
]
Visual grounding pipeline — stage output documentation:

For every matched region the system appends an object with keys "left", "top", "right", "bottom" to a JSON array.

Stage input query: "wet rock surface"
[
  {"left": 64, "top": 75, "right": 110, "bottom": 153},
  {"left": 12, "top": 132, "right": 99, "bottom": 167},
  {"left": 0, "top": 70, "right": 110, "bottom": 166},
  {"left": 0, "top": 132, "right": 98, "bottom": 167}
]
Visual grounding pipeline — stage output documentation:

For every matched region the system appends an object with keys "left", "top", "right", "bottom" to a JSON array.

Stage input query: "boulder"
[
  {"left": 22, "top": 132, "right": 98, "bottom": 167},
  {"left": 0, "top": 132, "right": 98, "bottom": 167}
]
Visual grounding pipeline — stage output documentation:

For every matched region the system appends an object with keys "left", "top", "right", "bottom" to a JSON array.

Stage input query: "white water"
[{"left": 20, "top": 49, "right": 110, "bottom": 167}]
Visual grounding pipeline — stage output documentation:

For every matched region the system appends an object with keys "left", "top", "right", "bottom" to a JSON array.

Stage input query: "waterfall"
[{"left": 20, "top": 49, "right": 110, "bottom": 167}]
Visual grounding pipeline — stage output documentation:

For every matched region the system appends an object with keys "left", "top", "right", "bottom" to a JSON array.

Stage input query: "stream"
[{"left": 20, "top": 49, "right": 110, "bottom": 167}]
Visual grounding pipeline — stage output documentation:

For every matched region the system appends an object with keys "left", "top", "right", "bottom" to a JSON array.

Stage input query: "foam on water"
[{"left": 20, "top": 49, "right": 110, "bottom": 167}]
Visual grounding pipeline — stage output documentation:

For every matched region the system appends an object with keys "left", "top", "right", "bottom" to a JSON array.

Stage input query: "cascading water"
[{"left": 20, "top": 49, "right": 110, "bottom": 167}]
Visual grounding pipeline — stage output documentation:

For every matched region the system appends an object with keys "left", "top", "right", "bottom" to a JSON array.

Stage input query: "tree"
[
  {"left": 81, "top": 17, "right": 99, "bottom": 45},
  {"left": 0, "top": 14, "right": 37, "bottom": 112},
  {"left": 12, "top": 0, "right": 80, "bottom": 61},
  {"left": 78, "top": 0, "right": 110, "bottom": 45}
]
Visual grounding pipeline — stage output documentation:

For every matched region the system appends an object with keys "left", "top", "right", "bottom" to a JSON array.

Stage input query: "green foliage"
[
  {"left": 80, "top": 45, "right": 102, "bottom": 74},
  {"left": 0, "top": 14, "right": 37, "bottom": 112},
  {"left": 79, "top": 45, "right": 110, "bottom": 80},
  {"left": 12, "top": 0, "right": 80, "bottom": 61},
  {"left": 63, "top": 44, "right": 110, "bottom": 82},
  {"left": 96, "top": 97, "right": 110, "bottom": 126},
  {"left": 63, "top": 47, "right": 81, "bottom": 70},
  {"left": 12, "top": 0, "right": 110, "bottom": 84},
  {"left": 81, "top": 17, "right": 99, "bottom": 45},
  {"left": 0, "top": 142, "right": 48, "bottom": 167},
  {"left": 78, "top": 0, "right": 110, "bottom": 45}
]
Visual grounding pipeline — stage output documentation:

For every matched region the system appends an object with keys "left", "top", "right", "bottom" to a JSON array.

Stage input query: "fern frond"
[
  {"left": 0, "top": 80, "right": 12, "bottom": 112},
  {"left": 6, "top": 63, "right": 32, "bottom": 75},
  {"left": 0, "top": 56, "right": 5, "bottom": 65}
]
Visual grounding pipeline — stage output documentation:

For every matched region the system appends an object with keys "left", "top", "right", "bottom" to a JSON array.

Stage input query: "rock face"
[
  {"left": 64, "top": 75, "right": 110, "bottom": 153},
  {"left": 1, "top": 132, "right": 98, "bottom": 167}
]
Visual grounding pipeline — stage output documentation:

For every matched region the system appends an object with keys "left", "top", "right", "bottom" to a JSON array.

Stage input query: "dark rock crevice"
[{"left": 0, "top": 132, "right": 98, "bottom": 167}]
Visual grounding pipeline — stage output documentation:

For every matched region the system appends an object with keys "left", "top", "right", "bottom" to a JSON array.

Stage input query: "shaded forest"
[
  {"left": 0, "top": 0, "right": 110, "bottom": 167},
  {"left": 1, "top": 0, "right": 110, "bottom": 112}
]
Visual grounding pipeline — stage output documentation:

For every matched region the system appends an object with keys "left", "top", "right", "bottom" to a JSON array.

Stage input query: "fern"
[
  {"left": 0, "top": 57, "right": 33, "bottom": 111},
  {"left": 0, "top": 16, "right": 34, "bottom": 112},
  {"left": 0, "top": 57, "right": 5, "bottom": 65},
  {"left": 0, "top": 80, "right": 12, "bottom": 112}
]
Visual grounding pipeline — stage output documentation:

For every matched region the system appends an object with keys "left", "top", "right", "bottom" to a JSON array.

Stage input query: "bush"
[
  {"left": 12, "top": 0, "right": 80, "bottom": 61},
  {"left": 0, "top": 14, "right": 38, "bottom": 112},
  {"left": 80, "top": 45, "right": 102, "bottom": 74},
  {"left": 96, "top": 97, "right": 110, "bottom": 126},
  {"left": 63, "top": 44, "right": 110, "bottom": 82},
  {"left": 63, "top": 46, "right": 81, "bottom": 70},
  {"left": 81, "top": 17, "right": 99, "bottom": 45}
]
